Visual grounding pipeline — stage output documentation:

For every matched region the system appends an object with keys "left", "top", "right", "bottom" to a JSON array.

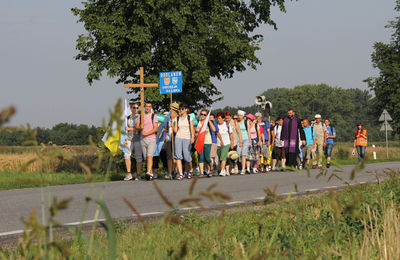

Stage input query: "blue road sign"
[{"left": 160, "top": 71, "right": 182, "bottom": 94}]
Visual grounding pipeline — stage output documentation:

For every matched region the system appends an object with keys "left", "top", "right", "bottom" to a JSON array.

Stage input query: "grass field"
[{"left": 2, "top": 169, "right": 400, "bottom": 259}]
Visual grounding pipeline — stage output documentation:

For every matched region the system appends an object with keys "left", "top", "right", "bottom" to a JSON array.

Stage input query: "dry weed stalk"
[{"left": 123, "top": 197, "right": 149, "bottom": 234}]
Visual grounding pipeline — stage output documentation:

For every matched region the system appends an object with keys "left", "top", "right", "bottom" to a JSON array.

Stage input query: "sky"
[{"left": 0, "top": 0, "right": 397, "bottom": 128}]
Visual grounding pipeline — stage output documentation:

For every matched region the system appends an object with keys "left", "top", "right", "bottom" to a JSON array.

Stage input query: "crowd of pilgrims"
[{"left": 122, "top": 101, "right": 338, "bottom": 181}]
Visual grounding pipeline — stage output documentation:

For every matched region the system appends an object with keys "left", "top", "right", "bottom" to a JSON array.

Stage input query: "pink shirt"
[
  {"left": 250, "top": 123, "right": 257, "bottom": 139},
  {"left": 141, "top": 113, "right": 158, "bottom": 139}
]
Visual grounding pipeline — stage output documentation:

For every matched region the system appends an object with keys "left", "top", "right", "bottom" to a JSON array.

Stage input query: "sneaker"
[
  {"left": 219, "top": 170, "right": 226, "bottom": 177},
  {"left": 164, "top": 174, "right": 172, "bottom": 180},
  {"left": 240, "top": 170, "right": 246, "bottom": 175},
  {"left": 231, "top": 168, "right": 235, "bottom": 174},
  {"left": 188, "top": 170, "right": 193, "bottom": 179},
  {"left": 271, "top": 167, "right": 276, "bottom": 171},
  {"left": 184, "top": 172, "right": 188, "bottom": 178},
  {"left": 253, "top": 168, "right": 258, "bottom": 174},
  {"left": 207, "top": 171, "right": 213, "bottom": 177},
  {"left": 327, "top": 163, "right": 330, "bottom": 168},
  {"left": 135, "top": 174, "right": 141, "bottom": 181},
  {"left": 265, "top": 167, "right": 270, "bottom": 172},
  {"left": 153, "top": 173, "right": 158, "bottom": 179},
  {"left": 145, "top": 172, "right": 153, "bottom": 181},
  {"left": 195, "top": 167, "right": 201, "bottom": 176},
  {"left": 124, "top": 173, "right": 133, "bottom": 181},
  {"left": 176, "top": 173, "right": 184, "bottom": 180},
  {"left": 246, "top": 168, "right": 251, "bottom": 174},
  {"left": 299, "top": 165, "right": 303, "bottom": 170}
]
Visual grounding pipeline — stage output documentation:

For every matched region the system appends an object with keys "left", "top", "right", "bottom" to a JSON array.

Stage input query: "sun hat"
[
  {"left": 246, "top": 113, "right": 255, "bottom": 121},
  {"left": 315, "top": 114, "right": 322, "bottom": 119},
  {"left": 170, "top": 102, "right": 179, "bottom": 112},
  {"left": 227, "top": 151, "right": 239, "bottom": 160},
  {"left": 237, "top": 110, "right": 246, "bottom": 116},
  {"left": 255, "top": 112, "right": 262, "bottom": 118}
]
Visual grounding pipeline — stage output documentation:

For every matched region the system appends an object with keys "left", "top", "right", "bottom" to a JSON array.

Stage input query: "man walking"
[
  {"left": 136, "top": 101, "right": 158, "bottom": 180},
  {"left": 280, "top": 109, "right": 306, "bottom": 168},
  {"left": 302, "top": 119, "right": 315, "bottom": 168},
  {"left": 312, "top": 114, "right": 327, "bottom": 169}
]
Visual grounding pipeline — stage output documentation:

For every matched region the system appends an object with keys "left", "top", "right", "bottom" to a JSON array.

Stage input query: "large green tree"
[
  {"left": 365, "top": 0, "right": 400, "bottom": 135},
  {"left": 71, "top": 0, "right": 286, "bottom": 110}
]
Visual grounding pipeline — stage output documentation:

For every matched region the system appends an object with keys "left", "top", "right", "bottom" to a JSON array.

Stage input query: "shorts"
[
  {"left": 247, "top": 139, "right": 259, "bottom": 161},
  {"left": 210, "top": 143, "right": 218, "bottom": 158},
  {"left": 123, "top": 140, "right": 143, "bottom": 162},
  {"left": 174, "top": 138, "right": 192, "bottom": 162},
  {"left": 217, "top": 145, "right": 230, "bottom": 162},
  {"left": 324, "top": 143, "right": 334, "bottom": 158},
  {"left": 198, "top": 144, "right": 212, "bottom": 164},
  {"left": 261, "top": 144, "right": 270, "bottom": 159},
  {"left": 237, "top": 139, "right": 250, "bottom": 157},
  {"left": 302, "top": 144, "right": 313, "bottom": 160},
  {"left": 272, "top": 147, "right": 285, "bottom": 160},
  {"left": 140, "top": 138, "right": 156, "bottom": 158}
]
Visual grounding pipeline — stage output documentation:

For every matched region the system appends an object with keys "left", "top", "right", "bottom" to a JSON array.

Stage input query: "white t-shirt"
[
  {"left": 274, "top": 125, "right": 284, "bottom": 147},
  {"left": 217, "top": 122, "right": 232, "bottom": 146}
]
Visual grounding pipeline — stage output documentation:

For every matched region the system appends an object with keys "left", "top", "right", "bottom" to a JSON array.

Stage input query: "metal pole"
[
  {"left": 385, "top": 121, "right": 389, "bottom": 159},
  {"left": 384, "top": 113, "right": 389, "bottom": 158}
]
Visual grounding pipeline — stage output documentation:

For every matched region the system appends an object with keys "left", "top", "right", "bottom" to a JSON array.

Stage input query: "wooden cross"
[{"left": 124, "top": 67, "right": 159, "bottom": 128}]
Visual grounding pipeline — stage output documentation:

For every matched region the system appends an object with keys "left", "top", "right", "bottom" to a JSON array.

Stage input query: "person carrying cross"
[{"left": 136, "top": 101, "right": 158, "bottom": 180}]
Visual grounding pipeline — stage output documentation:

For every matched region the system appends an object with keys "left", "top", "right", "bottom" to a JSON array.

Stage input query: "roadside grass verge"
[
  {"left": 0, "top": 172, "right": 122, "bottom": 190},
  {"left": 2, "top": 169, "right": 400, "bottom": 259}
]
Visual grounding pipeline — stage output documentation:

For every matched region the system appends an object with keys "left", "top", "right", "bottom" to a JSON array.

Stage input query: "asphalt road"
[{"left": 1, "top": 162, "right": 399, "bottom": 237}]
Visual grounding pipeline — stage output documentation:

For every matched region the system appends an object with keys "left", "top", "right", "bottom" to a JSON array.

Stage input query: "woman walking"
[
  {"left": 216, "top": 112, "right": 234, "bottom": 176},
  {"left": 173, "top": 104, "right": 195, "bottom": 180},
  {"left": 196, "top": 108, "right": 217, "bottom": 177},
  {"left": 354, "top": 122, "right": 367, "bottom": 162},
  {"left": 235, "top": 110, "right": 251, "bottom": 175}
]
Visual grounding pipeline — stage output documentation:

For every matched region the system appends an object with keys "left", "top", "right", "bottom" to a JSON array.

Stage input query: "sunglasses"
[
  {"left": 133, "top": 106, "right": 139, "bottom": 109},
  {"left": 233, "top": 117, "right": 238, "bottom": 120},
  {"left": 200, "top": 113, "right": 207, "bottom": 116},
  {"left": 179, "top": 107, "right": 186, "bottom": 110}
]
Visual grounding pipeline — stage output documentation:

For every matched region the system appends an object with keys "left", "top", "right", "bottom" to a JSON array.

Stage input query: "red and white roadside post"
[{"left": 372, "top": 145, "right": 377, "bottom": 160}]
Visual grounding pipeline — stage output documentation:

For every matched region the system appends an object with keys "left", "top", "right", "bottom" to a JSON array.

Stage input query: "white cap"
[
  {"left": 315, "top": 114, "right": 322, "bottom": 119},
  {"left": 237, "top": 110, "right": 246, "bottom": 116},
  {"left": 255, "top": 112, "right": 262, "bottom": 118}
]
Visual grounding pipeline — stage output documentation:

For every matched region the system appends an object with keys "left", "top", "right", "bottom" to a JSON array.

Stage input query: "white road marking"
[
  {"left": 141, "top": 211, "right": 164, "bottom": 216},
  {"left": 0, "top": 229, "right": 24, "bottom": 237},
  {"left": 65, "top": 218, "right": 105, "bottom": 226},
  {"left": 226, "top": 201, "right": 244, "bottom": 205}
]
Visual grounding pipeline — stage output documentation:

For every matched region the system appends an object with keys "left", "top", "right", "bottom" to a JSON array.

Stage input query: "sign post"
[
  {"left": 159, "top": 71, "right": 183, "bottom": 163},
  {"left": 379, "top": 109, "right": 393, "bottom": 159}
]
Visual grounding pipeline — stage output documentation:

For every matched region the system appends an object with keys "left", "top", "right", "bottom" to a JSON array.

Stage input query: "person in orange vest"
[{"left": 354, "top": 122, "right": 368, "bottom": 162}]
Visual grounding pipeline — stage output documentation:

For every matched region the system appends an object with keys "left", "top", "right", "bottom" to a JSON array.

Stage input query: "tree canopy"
[
  {"left": 365, "top": 0, "right": 400, "bottom": 135},
  {"left": 71, "top": 0, "right": 286, "bottom": 110}
]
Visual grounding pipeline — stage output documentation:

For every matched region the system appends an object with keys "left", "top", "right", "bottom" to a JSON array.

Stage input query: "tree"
[
  {"left": 365, "top": 0, "right": 400, "bottom": 135},
  {"left": 71, "top": 0, "right": 286, "bottom": 111}
]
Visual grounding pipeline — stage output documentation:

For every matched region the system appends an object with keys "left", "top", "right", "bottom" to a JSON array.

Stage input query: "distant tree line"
[
  {"left": 0, "top": 123, "right": 103, "bottom": 146},
  {"left": 215, "top": 84, "right": 399, "bottom": 142}
]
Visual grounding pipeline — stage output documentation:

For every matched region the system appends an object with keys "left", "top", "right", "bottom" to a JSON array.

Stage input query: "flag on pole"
[
  {"left": 154, "top": 112, "right": 171, "bottom": 156},
  {"left": 119, "top": 99, "right": 131, "bottom": 154},
  {"left": 194, "top": 109, "right": 211, "bottom": 154},
  {"left": 102, "top": 98, "right": 130, "bottom": 156}
]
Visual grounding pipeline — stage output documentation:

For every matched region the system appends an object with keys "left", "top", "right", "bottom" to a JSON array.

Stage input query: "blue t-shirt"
[
  {"left": 259, "top": 121, "right": 270, "bottom": 144},
  {"left": 326, "top": 126, "right": 336, "bottom": 144},
  {"left": 303, "top": 126, "right": 315, "bottom": 146},
  {"left": 210, "top": 121, "right": 219, "bottom": 143}
]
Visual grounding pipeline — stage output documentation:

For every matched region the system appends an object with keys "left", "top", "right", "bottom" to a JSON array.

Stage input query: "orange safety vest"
[{"left": 355, "top": 129, "right": 368, "bottom": 147}]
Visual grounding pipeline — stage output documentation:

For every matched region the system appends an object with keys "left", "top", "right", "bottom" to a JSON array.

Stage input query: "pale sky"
[{"left": 0, "top": 0, "right": 396, "bottom": 127}]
